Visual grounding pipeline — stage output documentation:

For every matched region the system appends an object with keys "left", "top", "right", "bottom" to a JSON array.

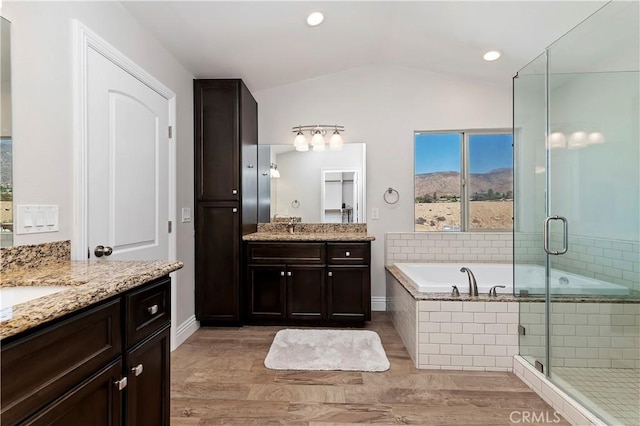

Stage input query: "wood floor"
[{"left": 171, "top": 312, "right": 568, "bottom": 425}]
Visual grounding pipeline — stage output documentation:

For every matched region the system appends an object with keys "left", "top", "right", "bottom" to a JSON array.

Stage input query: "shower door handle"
[{"left": 543, "top": 215, "right": 568, "bottom": 255}]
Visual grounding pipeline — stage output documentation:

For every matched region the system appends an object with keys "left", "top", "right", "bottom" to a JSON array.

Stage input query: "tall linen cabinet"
[{"left": 194, "top": 79, "right": 258, "bottom": 325}]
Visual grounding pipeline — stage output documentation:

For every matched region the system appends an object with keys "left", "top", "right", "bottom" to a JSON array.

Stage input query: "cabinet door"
[
  {"left": 194, "top": 79, "right": 240, "bottom": 202},
  {"left": 327, "top": 267, "right": 370, "bottom": 321},
  {"left": 196, "top": 202, "right": 240, "bottom": 323},
  {"left": 287, "top": 266, "right": 325, "bottom": 321},
  {"left": 246, "top": 265, "right": 286, "bottom": 320},
  {"left": 240, "top": 81, "right": 258, "bottom": 234},
  {"left": 126, "top": 326, "right": 170, "bottom": 426},
  {"left": 23, "top": 360, "right": 123, "bottom": 426}
]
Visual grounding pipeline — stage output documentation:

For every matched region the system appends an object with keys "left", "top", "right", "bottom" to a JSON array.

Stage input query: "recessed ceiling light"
[
  {"left": 483, "top": 50, "right": 502, "bottom": 61},
  {"left": 307, "top": 11, "right": 324, "bottom": 27}
]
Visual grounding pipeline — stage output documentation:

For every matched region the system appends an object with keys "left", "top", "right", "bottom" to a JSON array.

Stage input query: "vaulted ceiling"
[{"left": 122, "top": 1, "right": 608, "bottom": 91}]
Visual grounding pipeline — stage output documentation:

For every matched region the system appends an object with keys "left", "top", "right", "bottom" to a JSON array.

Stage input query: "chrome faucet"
[
  {"left": 286, "top": 217, "right": 296, "bottom": 234},
  {"left": 460, "top": 267, "right": 478, "bottom": 296}
]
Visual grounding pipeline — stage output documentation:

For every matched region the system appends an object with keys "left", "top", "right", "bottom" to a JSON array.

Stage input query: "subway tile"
[
  {"left": 462, "top": 345, "right": 484, "bottom": 356},
  {"left": 574, "top": 325, "right": 600, "bottom": 337},
  {"left": 429, "top": 333, "right": 452, "bottom": 344},
  {"left": 440, "top": 323, "right": 462, "bottom": 334},
  {"left": 611, "top": 315, "right": 635, "bottom": 326},
  {"left": 462, "top": 302, "right": 485, "bottom": 312},
  {"left": 439, "top": 344, "right": 462, "bottom": 355},
  {"left": 496, "top": 335, "right": 518, "bottom": 346},
  {"left": 400, "top": 246, "right": 415, "bottom": 254},
  {"left": 462, "top": 322, "right": 485, "bottom": 334},
  {"left": 457, "top": 312, "right": 475, "bottom": 323},
  {"left": 576, "top": 304, "right": 600, "bottom": 314},
  {"left": 484, "top": 323, "right": 507, "bottom": 334},
  {"left": 484, "top": 345, "right": 507, "bottom": 356},
  {"left": 497, "top": 313, "right": 518, "bottom": 324},
  {"left": 439, "top": 301, "right": 463, "bottom": 312},
  {"left": 473, "top": 356, "right": 496, "bottom": 367},
  {"left": 430, "top": 312, "right": 452, "bottom": 323},
  {"left": 418, "top": 343, "right": 440, "bottom": 354},
  {"left": 473, "top": 312, "right": 497, "bottom": 323},
  {"left": 429, "top": 354, "right": 451, "bottom": 366},
  {"left": 473, "top": 334, "right": 496, "bottom": 345},
  {"left": 419, "top": 301, "right": 441, "bottom": 312},
  {"left": 451, "top": 333, "right": 474, "bottom": 344},
  {"left": 451, "top": 355, "right": 474, "bottom": 366}
]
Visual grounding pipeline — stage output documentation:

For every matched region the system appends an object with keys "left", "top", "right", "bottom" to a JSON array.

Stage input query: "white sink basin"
[{"left": 0, "top": 286, "right": 70, "bottom": 310}]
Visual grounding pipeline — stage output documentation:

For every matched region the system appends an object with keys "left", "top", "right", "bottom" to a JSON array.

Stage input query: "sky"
[{"left": 414, "top": 132, "right": 513, "bottom": 174}]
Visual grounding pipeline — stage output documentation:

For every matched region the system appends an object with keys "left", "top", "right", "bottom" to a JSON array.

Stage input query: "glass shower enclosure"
[{"left": 514, "top": 1, "right": 639, "bottom": 424}]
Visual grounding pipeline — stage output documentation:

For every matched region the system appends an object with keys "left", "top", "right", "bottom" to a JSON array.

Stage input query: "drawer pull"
[
  {"left": 345, "top": 251, "right": 350, "bottom": 257},
  {"left": 232, "top": 189, "right": 238, "bottom": 195},
  {"left": 328, "top": 271, "right": 333, "bottom": 277},
  {"left": 114, "top": 377, "right": 128, "bottom": 391},
  {"left": 287, "top": 271, "right": 292, "bottom": 277},
  {"left": 280, "top": 271, "right": 285, "bottom": 276},
  {"left": 131, "top": 364, "right": 144, "bottom": 377},
  {"left": 147, "top": 305, "right": 159, "bottom": 315}
]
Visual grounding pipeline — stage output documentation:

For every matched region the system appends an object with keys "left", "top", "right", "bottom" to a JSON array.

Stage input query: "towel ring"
[
  {"left": 383, "top": 187, "right": 399, "bottom": 204},
  {"left": 291, "top": 199, "right": 300, "bottom": 209}
]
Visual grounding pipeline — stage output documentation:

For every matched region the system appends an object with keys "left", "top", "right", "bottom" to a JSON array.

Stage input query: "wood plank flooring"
[{"left": 171, "top": 312, "right": 568, "bottom": 425}]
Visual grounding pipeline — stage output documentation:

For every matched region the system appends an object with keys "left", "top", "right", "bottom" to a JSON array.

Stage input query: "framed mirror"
[
  {"left": 1, "top": 17, "right": 12, "bottom": 247},
  {"left": 261, "top": 143, "right": 366, "bottom": 223}
]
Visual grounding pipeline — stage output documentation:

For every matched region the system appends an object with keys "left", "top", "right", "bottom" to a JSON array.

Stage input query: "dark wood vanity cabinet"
[
  {"left": 0, "top": 276, "right": 171, "bottom": 426},
  {"left": 245, "top": 242, "right": 370, "bottom": 326},
  {"left": 194, "top": 79, "right": 258, "bottom": 325}
]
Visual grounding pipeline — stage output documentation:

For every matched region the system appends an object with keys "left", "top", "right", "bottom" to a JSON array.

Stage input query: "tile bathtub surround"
[
  {"left": 386, "top": 271, "right": 519, "bottom": 371},
  {"left": 385, "top": 232, "right": 512, "bottom": 265},
  {"left": 520, "top": 302, "right": 640, "bottom": 369},
  {"left": 0, "top": 240, "right": 71, "bottom": 272},
  {"left": 257, "top": 222, "right": 367, "bottom": 234}
]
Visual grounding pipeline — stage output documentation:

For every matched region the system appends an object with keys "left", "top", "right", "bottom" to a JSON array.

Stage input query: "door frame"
[{"left": 72, "top": 21, "right": 178, "bottom": 347}]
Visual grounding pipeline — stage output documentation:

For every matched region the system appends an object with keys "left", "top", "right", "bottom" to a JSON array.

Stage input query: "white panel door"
[{"left": 87, "top": 47, "right": 168, "bottom": 260}]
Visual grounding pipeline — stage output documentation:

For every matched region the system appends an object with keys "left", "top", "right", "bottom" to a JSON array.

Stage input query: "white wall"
[
  {"left": 2, "top": 1, "right": 195, "bottom": 332},
  {"left": 255, "top": 65, "right": 512, "bottom": 303}
]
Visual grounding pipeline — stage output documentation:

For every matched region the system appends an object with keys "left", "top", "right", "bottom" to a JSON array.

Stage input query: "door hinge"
[
  {"left": 168, "top": 221, "right": 172, "bottom": 233},
  {"left": 518, "top": 324, "right": 526, "bottom": 335},
  {"left": 535, "top": 360, "right": 544, "bottom": 373},
  {"left": 168, "top": 126, "right": 172, "bottom": 139}
]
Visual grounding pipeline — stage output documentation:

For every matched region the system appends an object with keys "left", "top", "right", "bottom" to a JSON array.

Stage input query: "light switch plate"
[
  {"left": 16, "top": 205, "right": 59, "bottom": 234},
  {"left": 371, "top": 208, "right": 379, "bottom": 220},
  {"left": 181, "top": 207, "right": 191, "bottom": 223}
]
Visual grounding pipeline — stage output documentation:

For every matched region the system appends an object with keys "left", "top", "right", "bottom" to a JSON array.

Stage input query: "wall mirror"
[
  {"left": 1, "top": 17, "right": 12, "bottom": 247},
  {"left": 261, "top": 143, "right": 366, "bottom": 223}
]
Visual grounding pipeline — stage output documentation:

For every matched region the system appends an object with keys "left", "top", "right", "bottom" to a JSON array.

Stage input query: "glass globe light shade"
[
  {"left": 329, "top": 131, "right": 343, "bottom": 151},
  {"left": 311, "top": 131, "right": 325, "bottom": 147}
]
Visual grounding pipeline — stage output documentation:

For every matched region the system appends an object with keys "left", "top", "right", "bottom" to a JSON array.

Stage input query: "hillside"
[{"left": 415, "top": 168, "right": 512, "bottom": 199}]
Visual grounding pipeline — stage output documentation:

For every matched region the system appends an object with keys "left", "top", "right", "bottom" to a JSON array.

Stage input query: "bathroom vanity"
[
  {"left": 0, "top": 257, "right": 182, "bottom": 426},
  {"left": 243, "top": 228, "right": 374, "bottom": 327}
]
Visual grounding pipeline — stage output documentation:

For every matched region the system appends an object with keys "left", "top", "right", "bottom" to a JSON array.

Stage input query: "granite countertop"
[
  {"left": 1, "top": 260, "right": 183, "bottom": 339},
  {"left": 243, "top": 232, "right": 375, "bottom": 242}
]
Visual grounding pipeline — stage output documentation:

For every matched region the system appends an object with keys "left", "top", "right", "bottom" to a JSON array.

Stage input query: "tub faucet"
[{"left": 460, "top": 267, "right": 478, "bottom": 296}]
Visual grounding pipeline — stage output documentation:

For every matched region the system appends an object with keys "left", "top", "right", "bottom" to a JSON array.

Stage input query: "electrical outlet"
[{"left": 371, "top": 208, "right": 379, "bottom": 220}]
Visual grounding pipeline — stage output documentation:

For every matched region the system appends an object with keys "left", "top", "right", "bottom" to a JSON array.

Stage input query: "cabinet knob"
[
  {"left": 345, "top": 251, "right": 351, "bottom": 257},
  {"left": 328, "top": 271, "right": 333, "bottom": 277},
  {"left": 114, "top": 377, "right": 128, "bottom": 391},
  {"left": 232, "top": 208, "right": 238, "bottom": 213},
  {"left": 232, "top": 189, "right": 238, "bottom": 195},
  {"left": 262, "top": 172, "right": 269, "bottom": 176},
  {"left": 280, "top": 271, "right": 285, "bottom": 276},
  {"left": 287, "top": 271, "right": 292, "bottom": 277},
  {"left": 147, "top": 304, "right": 159, "bottom": 315},
  {"left": 248, "top": 164, "right": 254, "bottom": 169},
  {"left": 131, "top": 364, "right": 144, "bottom": 377}
]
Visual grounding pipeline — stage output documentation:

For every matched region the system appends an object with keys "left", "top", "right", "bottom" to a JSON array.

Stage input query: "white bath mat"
[{"left": 264, "top": 329, "right": 390, "bottom": 372}]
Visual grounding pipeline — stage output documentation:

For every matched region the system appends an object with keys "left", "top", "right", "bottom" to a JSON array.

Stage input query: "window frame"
[{"left": 414, "top": 128, "right": 513, "bottom": 232}]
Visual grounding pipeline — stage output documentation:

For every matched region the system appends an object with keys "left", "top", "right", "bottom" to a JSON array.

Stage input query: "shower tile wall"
[
  {"left": 520, "top": 302, "right": 640, "bottom": 369},
  {"left": 516, "top": 233, "right": 639, "bottom": 293},
  {"left": 385, "top": 232, "right": 512, "bottom": 265}
]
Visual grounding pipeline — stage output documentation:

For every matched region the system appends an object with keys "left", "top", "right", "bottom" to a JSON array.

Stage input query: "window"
[{"left": 414, "top": 130, "right": 513, "bottom": 232}]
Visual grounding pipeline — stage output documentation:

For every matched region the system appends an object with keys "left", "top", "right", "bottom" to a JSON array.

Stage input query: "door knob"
[{"left": 94, "top": 245, "right": 113, "bottom": 257}]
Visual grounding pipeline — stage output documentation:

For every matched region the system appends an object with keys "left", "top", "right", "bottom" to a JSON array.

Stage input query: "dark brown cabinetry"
[
  {"left": 0, "top": 276, "right": 171, "bottom": 426},
  {"left": 194, "top": 79, "right": 258, "bottom": 325},
  {"left": 245, "top": 241, "right": 371, "bottom": 326}
]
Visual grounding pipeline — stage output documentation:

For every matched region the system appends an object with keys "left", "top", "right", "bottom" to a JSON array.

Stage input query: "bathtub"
[{"left": 394, "top": 263, "right": 630, "bottom": 296}]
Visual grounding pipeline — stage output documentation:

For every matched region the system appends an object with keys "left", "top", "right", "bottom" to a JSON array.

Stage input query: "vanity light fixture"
[
  {"left": 483, "top": 50, "right": 502, "bottom": 61},
  {"left": 270, "top": 163, "right": 280, "bottom": 179},
  {"left": 292, "top": 125, "right": 345, "bottom": 152},
  {"left": 306, "top": 11, "right": 324, "bottom": 26}
]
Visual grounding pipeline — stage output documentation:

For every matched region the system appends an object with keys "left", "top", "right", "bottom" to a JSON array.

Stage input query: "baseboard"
[
  {"left": 371, "top": 296, "right": 386, "bottom": 312},
  {"left": 172, "top": 315, "right": 199, "bottom": 351}
]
